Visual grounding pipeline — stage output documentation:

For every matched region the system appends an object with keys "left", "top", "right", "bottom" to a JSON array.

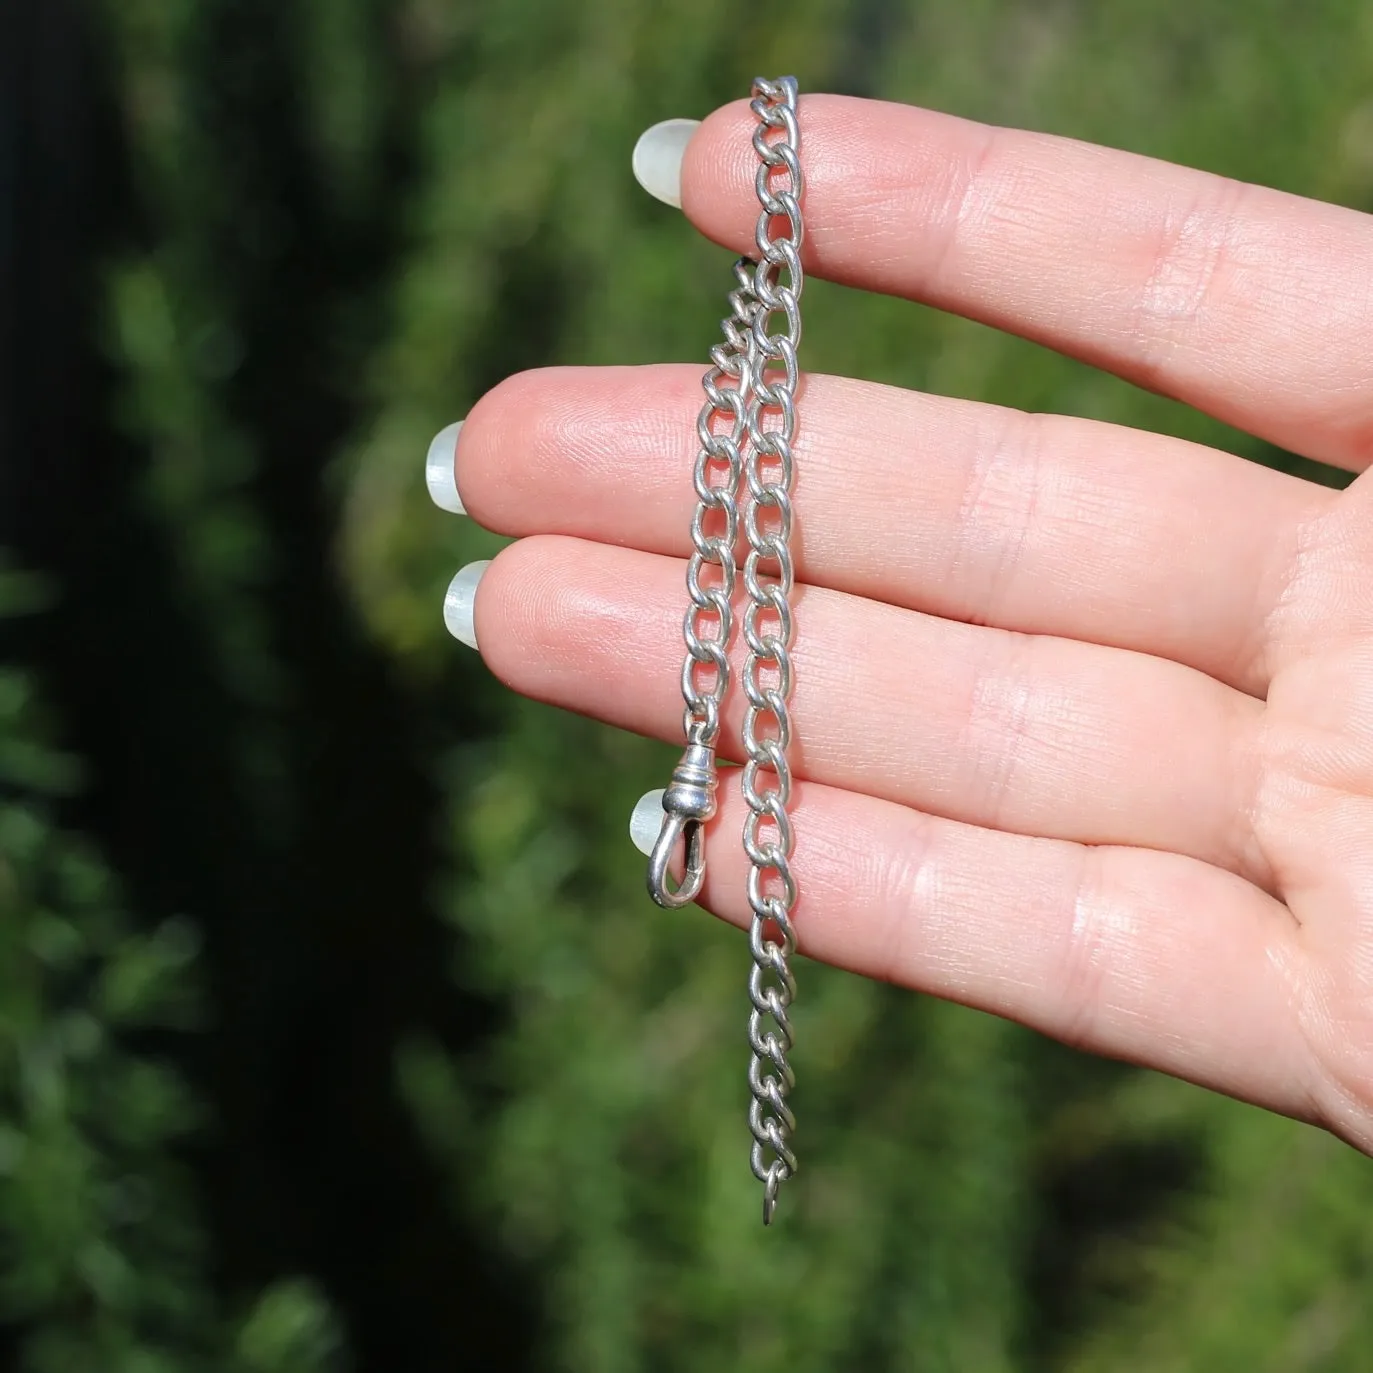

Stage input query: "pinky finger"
[{"left": 634, "top": 775, "right": 1315, "bottom": 1128}]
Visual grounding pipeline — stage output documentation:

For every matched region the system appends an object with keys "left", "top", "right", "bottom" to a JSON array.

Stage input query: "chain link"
[
  {"left": 682, "top": 258, "right": 756, "bottom": 747},
  {"left": 646, "top": 262, "right": 757, "bottom": 910},
  {"left": 647, "top": 76, "right": 804, "bottom": 1226},
  {"left": 740, "top": 75, "right": 803, "bottom": 1225}
]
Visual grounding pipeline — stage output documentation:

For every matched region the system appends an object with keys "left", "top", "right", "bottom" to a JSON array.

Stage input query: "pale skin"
[{"left": 441, "top": 95, "right": 1373, "bottom": 1152}]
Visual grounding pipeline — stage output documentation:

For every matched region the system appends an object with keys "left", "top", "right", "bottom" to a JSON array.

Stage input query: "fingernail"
[
  {"left": 426, "top": 421, "right": 465, "bottom": 514},
  {"left": 443, "top": 560, "right": 490, "bottom": 649},
  {"left": 629, "top": 789, "right": 667, "bottom": 856},
  {"left": 632, "top": 119, "right": 699, "bottom": 209}
]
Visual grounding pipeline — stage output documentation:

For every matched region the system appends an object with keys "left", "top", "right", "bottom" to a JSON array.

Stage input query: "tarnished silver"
[{"left": 648, "top": 76, "right": 804, "bottom": 1226}]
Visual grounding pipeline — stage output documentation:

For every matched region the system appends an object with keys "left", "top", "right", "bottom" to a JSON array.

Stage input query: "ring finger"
[{"left": 454, "top": 535, "right": 1269, "bottom": 888}]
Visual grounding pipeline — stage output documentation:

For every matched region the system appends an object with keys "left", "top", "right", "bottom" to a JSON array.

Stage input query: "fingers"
[
  {"left": 464, "top": 536, "right": 1270, "bottom": 889},
  {"left": 677, "top": 95, "right": 1373, "bottom": 471},
  {"left": 457, "top": 366, "right": 1326, "bottom": 697},
  {"left": 659, "top": 769, "right": 1313, "bottom": 1125}
]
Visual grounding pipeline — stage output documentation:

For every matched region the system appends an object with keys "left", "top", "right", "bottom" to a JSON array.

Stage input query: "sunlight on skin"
[{"left": 433, "top": 94, "right": 1373, "bottom": 1157}]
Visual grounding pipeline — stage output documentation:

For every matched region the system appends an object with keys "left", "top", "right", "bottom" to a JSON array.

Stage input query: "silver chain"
[
  {"left": 648, "top": 76, "right": 804, "bottom": 1226},
  {"left": 741, "top": 75, "right": 803, "bottom": 1226}
]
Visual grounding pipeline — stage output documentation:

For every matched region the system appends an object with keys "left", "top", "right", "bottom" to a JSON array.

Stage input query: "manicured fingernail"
[
  {"left": 443, "top": 560, "right": 489, "bottom": 649},
  {"left": 629, "top": 789, "right": 667, "bottom": 856},
  {"left": 426, "top": 421, "right": 465, "bottom": 514},
  {"left": 632, "top": 119, "right": 699, "bottom": 209}
]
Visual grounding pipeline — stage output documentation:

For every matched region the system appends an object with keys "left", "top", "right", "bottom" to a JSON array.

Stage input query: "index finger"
[{"left": 680, "top": 95, "right": 1373, "bottom": 471}]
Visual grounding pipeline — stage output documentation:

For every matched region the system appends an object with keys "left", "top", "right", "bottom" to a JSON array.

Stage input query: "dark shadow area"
[
  {"left": 1256, "top": 441, "right": 1355, "bottom": 489},
  {"left": 1, "top": 2, "right": 536, "bottom": 1367},
  {"left": 1015, "top": 1042, "right": 1208, "bottom": 1370},
  {"left": 1021, "top": 1130, "right": 1206, "bottom": 1369}
]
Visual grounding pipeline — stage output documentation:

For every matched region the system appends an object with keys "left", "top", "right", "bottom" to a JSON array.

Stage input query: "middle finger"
[
  {"left": 468, "top": 535, "right": 1269, "bottom": 890},
  {"left": 456, "top": 365, "right": 1327, "bottom": 697}
]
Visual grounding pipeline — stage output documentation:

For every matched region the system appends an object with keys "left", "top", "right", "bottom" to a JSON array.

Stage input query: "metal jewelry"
[{"left": 647, "top": 76, "right": 805, "bottom": 1226}]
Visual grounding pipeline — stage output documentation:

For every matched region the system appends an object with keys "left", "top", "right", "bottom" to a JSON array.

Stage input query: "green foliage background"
[{"left": 6, "top": 1, "right": 1373, "bottom": 1369}]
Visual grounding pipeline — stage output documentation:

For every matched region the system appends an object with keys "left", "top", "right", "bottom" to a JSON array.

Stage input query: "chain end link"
[{"left": 762, "top": 1167, "right": 781, "bottom": 1226}]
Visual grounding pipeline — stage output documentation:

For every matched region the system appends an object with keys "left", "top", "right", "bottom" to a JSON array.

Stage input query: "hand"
[{"left": 428, "top": 95, "right": 1373, "bottom": 1153}]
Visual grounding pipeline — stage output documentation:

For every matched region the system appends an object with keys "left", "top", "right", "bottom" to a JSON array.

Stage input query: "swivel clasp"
[{"left": 646, "top": 742, "right": 719, "bottom": 908}]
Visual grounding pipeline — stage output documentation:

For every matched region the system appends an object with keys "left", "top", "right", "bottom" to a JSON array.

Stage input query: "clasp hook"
[
  {"left": 645, "top": 741, "right": 719, "bottom": 909},
  {"left": 647, "top": 810, "right": 707, "bottom": 909}
]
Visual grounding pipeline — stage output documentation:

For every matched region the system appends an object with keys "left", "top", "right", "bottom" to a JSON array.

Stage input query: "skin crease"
[{"left": 447, "top": 95, "right": 1373, "bottom": 1155}]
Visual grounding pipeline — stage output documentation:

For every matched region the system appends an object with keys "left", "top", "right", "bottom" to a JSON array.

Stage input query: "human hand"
[{"left": 428, "top": 95, "right": 1373, "bottom": 1152}]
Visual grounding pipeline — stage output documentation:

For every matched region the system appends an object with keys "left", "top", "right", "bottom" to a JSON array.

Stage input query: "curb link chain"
[
  {"left": 742, "top": 74, "right": 803, "bottom": 1227},
  {"left": 648, "top": 76, "right": 804, "bottom": 1227},
  {"left": 644, "top": 255, "right": 755, "bottom": 909}
]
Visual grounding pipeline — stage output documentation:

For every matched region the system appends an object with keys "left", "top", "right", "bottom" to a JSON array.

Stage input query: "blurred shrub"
[{"left": 0, "top": 563, "right": 343, "bottom": 1372}]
